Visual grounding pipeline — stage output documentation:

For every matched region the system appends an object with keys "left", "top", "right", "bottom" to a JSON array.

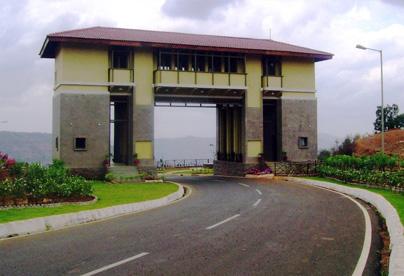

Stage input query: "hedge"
[{"left": 0, "top": 158, "right": 92, "bottom": 201}]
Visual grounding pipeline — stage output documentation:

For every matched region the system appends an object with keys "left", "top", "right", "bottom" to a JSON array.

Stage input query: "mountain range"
[{"left": 0, "top": 131, "right": 339, "bottom": 164}]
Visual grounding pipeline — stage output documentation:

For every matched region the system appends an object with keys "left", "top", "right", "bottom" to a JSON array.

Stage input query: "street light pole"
[
  {"left": 356, "top": 44, "right": 385, "bottom": 154},
  {"left": 380, "top": 50, "right": 384, "bottom": 154}
]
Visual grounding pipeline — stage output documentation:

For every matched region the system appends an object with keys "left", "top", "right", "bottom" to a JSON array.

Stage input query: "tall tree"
[{"left": 374, "top": 104, "right": 403, "bottom": 132}]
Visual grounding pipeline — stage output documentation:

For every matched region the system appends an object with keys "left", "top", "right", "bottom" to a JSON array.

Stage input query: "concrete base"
[
  {"left": 70, "top": 168, "right": 106, "bottom": 180},
  {"left": 213, "top": 160, "right": 256, "bottom": 176},
  {"left": 137, "top": 166, "right": 157, "bottom": 177}
]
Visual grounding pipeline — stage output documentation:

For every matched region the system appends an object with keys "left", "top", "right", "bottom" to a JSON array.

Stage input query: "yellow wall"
[
  {"left": 282, "top": 58, "right": 315, "bottom": 91},
  {"left": 136, "top": 141, "right": 153, "bottom": 159},
  {"left": 282, "top": 92, "right": 316, "bottom": 99},
  {"left": 56, "top": 85, "right": 108, "bottom": 92},
  {"left": 245, "top": 55, "right": 262, "bottom": 108},
  {"left": 134, "top": 49, "right": 153, "bottom": 105},
  {"left": 247, "top": 141, "right": 262, "bottom": 157},
  {"left": 57, "top": 44, "right": 108, "bottom": 84}
]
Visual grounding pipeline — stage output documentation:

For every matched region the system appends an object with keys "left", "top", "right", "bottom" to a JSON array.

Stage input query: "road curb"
[
  {"left": 293, "top": 178, "right": 404, "bottom": 276},
  {"left": 0, "top": 183, "right": 185, "bottom": 240}
]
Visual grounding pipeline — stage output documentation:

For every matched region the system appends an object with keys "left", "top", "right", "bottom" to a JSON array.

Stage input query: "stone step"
[{"left": 107, "top": 165, "right": 141, "bottom": 182}]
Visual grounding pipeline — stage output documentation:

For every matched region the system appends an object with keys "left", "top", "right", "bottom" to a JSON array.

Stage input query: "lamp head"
[{"left": 356, "top": 44, "right": 367, "bottom": 50}]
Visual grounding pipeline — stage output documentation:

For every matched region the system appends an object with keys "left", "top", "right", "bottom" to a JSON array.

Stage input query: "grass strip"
[
  {"left": 304, "top": 176, "right": 404, "bottom": 225},
  {"left": 0, "top": 182, "right": 178, "bottom": 223}
]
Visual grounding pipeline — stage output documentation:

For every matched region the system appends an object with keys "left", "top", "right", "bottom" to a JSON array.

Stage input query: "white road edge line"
[
  {"left": 81, "top": 252, "right": 149, "bottom": 276},
  {"left": 206, "top": 214, "right": 241, "bottom": 230},
  {"left": 255, "top": 189, "right": 262, "bottom": 195},
  {"left": 313, "top": 186, "right": 371, "bottom": 276},
  {"left": 253, "top": 199, "right": 262, "bottom": 207},
  {"left": 238, "top": 182, "right": 250, "bottom": 188}
]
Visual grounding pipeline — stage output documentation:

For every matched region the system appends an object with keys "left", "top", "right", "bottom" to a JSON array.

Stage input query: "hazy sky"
[{"left": 0, "top": 0, "right": 403, "bottom": 139}]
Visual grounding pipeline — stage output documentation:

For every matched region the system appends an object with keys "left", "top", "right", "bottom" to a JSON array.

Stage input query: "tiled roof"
[{"left": 40, "top": 26, "right": 332, "bottom": 61}]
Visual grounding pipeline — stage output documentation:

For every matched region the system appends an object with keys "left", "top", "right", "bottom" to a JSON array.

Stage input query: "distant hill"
[
  {"left": 0, "top": 131, "right": 344, "bottom": 163},
  {"left": 0, "top": 131, "right": 215, "bottom": 164},
  {"left": 318, "top": 132, "right": 340, "bottom": 151},
  {"left": 155, "top": 137, "right": 215, "bottom": 161},
  {"left": 0, "top": 131, "right": 52, "bottom": 164}
]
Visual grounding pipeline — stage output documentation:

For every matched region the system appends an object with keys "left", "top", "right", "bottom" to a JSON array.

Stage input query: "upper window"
[
  {"left": 178, "top": 54, "right": 189, "bottom": 71},
  {"left": 160, "top": 53, "right": 172, "bottom": 70},
  {"left": 263, "top": 56, "right": 281, "bottom": 76},
  {"left": 111, "top": 49, "right": 131, "bottom": 69}
]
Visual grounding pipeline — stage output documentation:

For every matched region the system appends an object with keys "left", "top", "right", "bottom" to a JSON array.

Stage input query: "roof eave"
[{"left": 40, "top": 36, "right": 333, "bottom": 61}]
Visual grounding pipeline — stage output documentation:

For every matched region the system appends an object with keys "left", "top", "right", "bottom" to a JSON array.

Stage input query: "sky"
[{"left": 0, "top": 0, "right": 403, "bottom": 141}]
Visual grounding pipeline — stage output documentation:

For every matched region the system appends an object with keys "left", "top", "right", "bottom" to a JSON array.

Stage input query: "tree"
[
  {"left": 393, "top": 113, "right": 404, "bottom": 129},
  {"left": 332, "top": 135, "right": 360, "bottom": 156},
  {"left": 374, "top": 104, "right": 404, "bottom": 132},
  {"left": 318, "top": 149, "right": 331, "bottom": 161}
]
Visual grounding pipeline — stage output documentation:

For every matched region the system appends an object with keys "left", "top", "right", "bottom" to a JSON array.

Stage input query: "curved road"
[{"left": 0, "top": 176, "right": 381, "bottom": 275}]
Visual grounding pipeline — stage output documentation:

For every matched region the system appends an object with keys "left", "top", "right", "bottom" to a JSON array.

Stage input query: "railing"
[
  {"left": 154, "top": 69, "right": 247, "bottom": 87},
  {"left": 156, "top": 159, "right": 213, "bottom": 168},
  {"left": 265, "top": 161, "right": 318, "bottom": 176},
  {"left": 261, "top": 75, "right": 282, "bottom": 89},
  {"left": 108, "top": 68, "right": 134, "bottom": 83},
  {"left": 217, "top": 152, "right": 243, "bottom": 162}
]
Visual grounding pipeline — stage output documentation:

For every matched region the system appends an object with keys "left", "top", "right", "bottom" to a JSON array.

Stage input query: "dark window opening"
[
  {"left": 213, "top": 56, "right": 222, "bottom": 72},
  {"left": 229, "top": 58, "right": 239, "bottom": 73},
  {"left": 55, "top": 137, "right": 59, "bottom": 151},
  {"left": 298, "top": 137, "right": 308, "bottom": 149},
  {"left": 160, "top": 53, "right": 172, "bottom": 70},
  {"left": 196, "top": 55, "right": 205, "bottom": 71},
  {"left": 263, "top": 57, "right": 281, "bottom": 76},
  {"left": 178, "top": 54, "right": 189, "bottom": 71},
  {"left": 112, "top": 50, "right": 130, "bottom": 69},
  {"left": 74, "top": 137, "right": 87, "bottom": 151}
]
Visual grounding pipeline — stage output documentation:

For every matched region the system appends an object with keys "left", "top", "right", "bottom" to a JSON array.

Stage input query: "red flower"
[{"left": 6, "top": 158, "right": 16, "bottom": 168}]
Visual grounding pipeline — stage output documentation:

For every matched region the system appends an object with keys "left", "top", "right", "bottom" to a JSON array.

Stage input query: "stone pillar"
[
  {"left": 58, "top": 91, "right": 110, "bottom": 178},
  {"left": 233, "top": 106, "right": 242, "bottom": 161},
  {"left": 219, "top": 106, "right": 228, "bottom": 160},
  {"left": 226, "top": 106, "right": 233, "bottom": 160},
  {"left": 133, "top": 48, "right": 155, "bottom": 169},
  {"left": 281, "top": 97, "right": 317, "bottom": 161},
  {"left": 243, "top": 55, "right": 263, "bottom": 164}
]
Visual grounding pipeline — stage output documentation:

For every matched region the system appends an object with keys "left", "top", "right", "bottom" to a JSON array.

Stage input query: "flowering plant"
[
  {"left": 0, "top": 152, "right": 16, "bottom": 181},
  {"left": 245, "top": 166, "right": 273, "bottom": 175}
]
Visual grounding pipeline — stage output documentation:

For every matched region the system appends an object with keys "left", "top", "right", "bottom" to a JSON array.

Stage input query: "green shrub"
[
  {"left": 0, "top": 160, "right": 92, "bottom": 200},
  {"left": 318, "top": 165, "right": 404, "bottom": 187}
]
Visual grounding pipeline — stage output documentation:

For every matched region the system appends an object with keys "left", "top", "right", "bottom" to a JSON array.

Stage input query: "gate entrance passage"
[
  {"left": 41, "top": 27, "right": 332, "bottom": 178},
  {"left": 110, "top": 94, "right": 132, "bottom": 165}
]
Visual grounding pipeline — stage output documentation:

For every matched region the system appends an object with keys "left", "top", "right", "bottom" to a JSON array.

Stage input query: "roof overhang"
[{"left": 40, "top": 36, "right": 333, "bottom": 61}]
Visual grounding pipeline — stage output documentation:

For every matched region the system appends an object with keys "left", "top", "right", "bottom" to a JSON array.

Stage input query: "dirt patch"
[
  {"left": 355, "top": 129, "right": 404, "bottom": 158},
  {"left": 0, "top": 195, "right": 95, "bottom": 208}
]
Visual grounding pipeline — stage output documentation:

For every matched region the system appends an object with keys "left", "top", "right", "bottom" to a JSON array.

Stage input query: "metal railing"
[
  {"left": 156, "top": 159, "right": 213, "bottom": 168},
  {"left": 153, "top": 69, "right": 247, "bottom": 87}
]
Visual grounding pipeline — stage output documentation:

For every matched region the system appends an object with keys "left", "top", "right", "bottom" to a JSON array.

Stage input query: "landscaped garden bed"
[
  {"left": 0, "top": 152, "right": 92, "bottom": 208},
  {"left": 317, "top": 153, "right": 403, "bottom": 189}
]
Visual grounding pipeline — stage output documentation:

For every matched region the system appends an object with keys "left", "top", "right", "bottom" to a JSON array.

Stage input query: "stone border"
[
  {"left": 245, "top": 174, "right": 274, "bottom": 179},
  {"left": 293, "top": 178, "right": 404, "bottom": 276},
  {"left": 0, "top": 183, "right": 184, "bottom": 240},
  {"left": 0, "top": 196, "right": 98, "bottom": 210}
]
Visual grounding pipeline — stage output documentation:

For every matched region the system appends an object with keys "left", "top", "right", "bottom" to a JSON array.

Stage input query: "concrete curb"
[
  {"left": 293, "top": 178, "right": 404, "bottom": 276},
  {"left": 0, "top": 183, "right": 184, "bottom": 240}
]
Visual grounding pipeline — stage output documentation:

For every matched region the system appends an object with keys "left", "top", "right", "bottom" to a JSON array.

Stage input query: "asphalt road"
[{"left": 0, "top": 176, "right": 381, "bottom": 275}]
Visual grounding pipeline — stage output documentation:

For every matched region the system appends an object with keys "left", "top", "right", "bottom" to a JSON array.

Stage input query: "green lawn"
[
  {"left": 159, "top": 167, "right": 213, "bottom": 176},
  {"left": 304, "top": 176, "right": 404, "bottom": 225},
  {"left": 0, "top": 182, "right": 178, "bottom": 224}
]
